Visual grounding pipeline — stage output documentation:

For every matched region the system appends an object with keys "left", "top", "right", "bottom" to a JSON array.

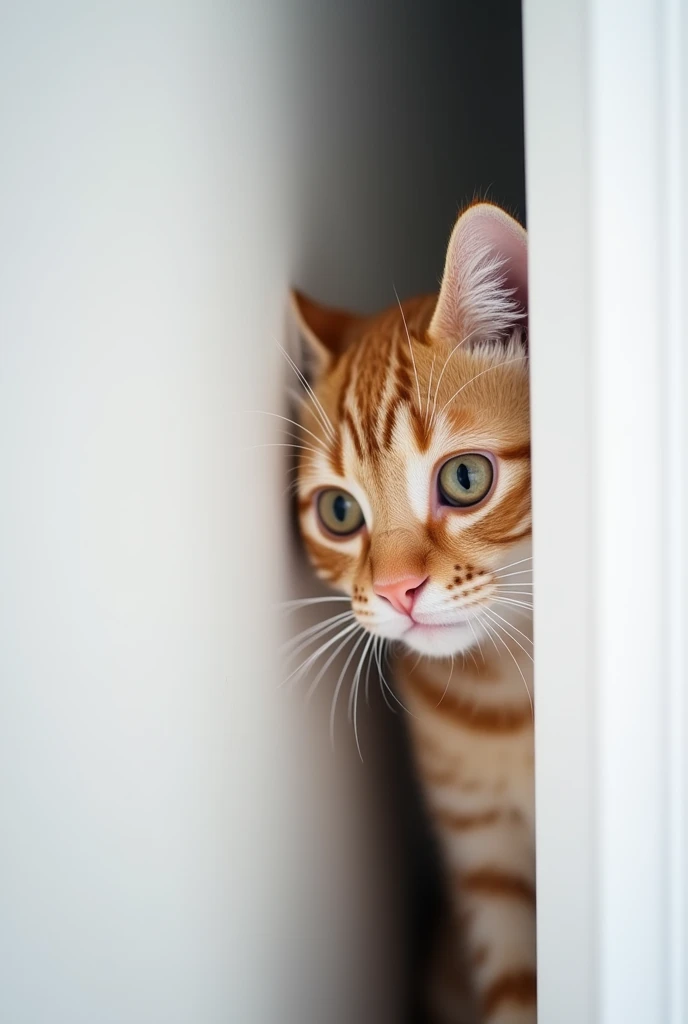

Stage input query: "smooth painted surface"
[
  {"left": 523, "top": 2, "right": 597, "bottom": 1020},
  {"left": 524, "top": 0, "right": 688, "bottom": 1020},
  {"left": 590, "top": 3, "right": 665, "bottom": 1018},
  {"left": 0, "top": 5, "right": 293, "bottom": 1022}
]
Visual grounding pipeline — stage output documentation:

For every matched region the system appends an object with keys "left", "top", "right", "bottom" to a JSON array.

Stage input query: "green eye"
[
  {"left": 438, "top": 453, "right": 494, "bottom": 507},
  {"left": 317, "top": 488, "right": 365, "bottom": 536}
]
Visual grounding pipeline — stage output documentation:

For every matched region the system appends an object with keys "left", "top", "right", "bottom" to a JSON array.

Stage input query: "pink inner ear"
[{"left": 468, "top": 207, "right": 528, "bottom": 314}]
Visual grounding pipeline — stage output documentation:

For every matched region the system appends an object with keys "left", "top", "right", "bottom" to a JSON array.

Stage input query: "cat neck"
[{"left": 395, "top": 622, "right": 534, "bottom": 710}]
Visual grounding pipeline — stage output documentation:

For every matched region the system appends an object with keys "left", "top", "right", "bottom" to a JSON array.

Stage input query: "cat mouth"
[
  {"left": 405, "top": 617, "right": 472, "bottom": 634},
  {"left": 399, "top": 617, "right": 478, "bottom": 656}
]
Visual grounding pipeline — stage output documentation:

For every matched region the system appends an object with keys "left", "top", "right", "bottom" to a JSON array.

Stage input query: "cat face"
[{"left": 293, "top": 204, "right": 531, "bottom": 658}]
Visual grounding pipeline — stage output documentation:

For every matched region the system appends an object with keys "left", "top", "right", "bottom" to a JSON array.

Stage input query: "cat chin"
[{"left": 400, "top": 622, "right": 477, "bottom": 658}]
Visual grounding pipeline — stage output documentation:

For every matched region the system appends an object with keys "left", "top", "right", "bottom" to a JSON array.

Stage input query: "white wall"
[
  {"left": 0, "top": 5, "right": 296, "bottom": 1022},
  {"left": 524, "top": 0, "right": 688, "bottom": 1021}
]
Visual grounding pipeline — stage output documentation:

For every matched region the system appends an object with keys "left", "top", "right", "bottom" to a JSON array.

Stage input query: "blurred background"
[{"left": 0, "top": 2, "right": 525, "bottom": 1022}]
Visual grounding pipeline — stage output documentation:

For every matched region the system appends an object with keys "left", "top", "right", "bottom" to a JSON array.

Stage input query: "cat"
[{"left": 291, "top": 202, "right": 534, "bottom": 1024}]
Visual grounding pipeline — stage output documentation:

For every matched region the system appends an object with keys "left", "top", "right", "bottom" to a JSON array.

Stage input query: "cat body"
[
  {"left": 292, "top": 203, "right": 535, "bottom": 1023},
  {"left": 397, "top": 643, "right": 534, "bottom": 1023}
]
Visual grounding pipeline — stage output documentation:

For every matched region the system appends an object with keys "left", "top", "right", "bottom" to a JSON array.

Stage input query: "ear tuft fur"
[{"left": 429, "top": 203, "right": 527, "bottom": 346}]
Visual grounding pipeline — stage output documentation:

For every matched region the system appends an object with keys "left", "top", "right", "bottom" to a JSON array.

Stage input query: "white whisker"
[
  {"left": 349, "top": 634, "right": 374, "bottom": 762},
  {"left": 278, "top": 342, "right": 336, "bottom": 442},
  {"left": 482, "top": 608, "right": 534, "bottom": 663},
  {"left": 394, "top": 286, "right": 423, "bottom": 415},
  {"left": 485, "top": 606, "right": 534, "bottom": 647},
  {"left": 281, "top": 611, "right": 354, "bottom": 658},
  {"left": 304, "top": 624, "right": 364, "bottom": 703},
  {"left": 437, "top": 355, "right": 527, "bottom": 420},
  {"left": 493, "top": 588, "right": 535, "bottom": 598},
  {"left": 280, "top": 427, "right": 329, "bottom": 449},
  {"left": 287, "top": 386, "right": 312, "bottom": 411},
  {"left": 429, "top": 327, "right": 478, "bottom": 427},
  {"left": 478, "top": 613, "right": 533, "bottom": 718},
  {"left": 284, "top": 621, "right": 359, "bottom": 689},
  {"left": 492, "top": 555, "right": 533, "bottom": 574},
  {"left": 374, "top": 639, "right": 395, "bottom": 713},
  {"left": 364, "top": 636, "right": 377, "bottom": 705},
  {"left": 279, "top": 596, "right": 352, "bottom": 611},
  {"left": 493, "top": 582, "right": 534, "bottom": 589},
  {"left": 492, "top": 603, "right": 533, "bottom": 623},
  {"left": 330, "top": 630, "right": 368, "bottom": 748},
  {"left": 348, "top": 633, "right": 371, "bottom": 722},
  {"left": 247, "top": 441, "right": 325, "bottom": 458},
  {"left": 376, "top": 639, "right": 414, "bottom": 715},
  {"left": 476, "top": 610, "right": 502, "bottom": 660},
  {"left": 492, "top": 596, "right": 533, "bottom": 610},
  {"left": 467, "top": 617, "right": 486, "bottom": 663},
  {"left": 278, "top": 341, "right": 335, "bottom": 435},
  {"left": 283, "top": 623, "right": 355, "bottom": 683},
  {"left": 249, "top": 410, "right": 332, "bottom": 453},
  {"left": 424, "top": 354, "right": 436, "bottom": 427},
  {"left": 435, "top": 655, "right": 455, "bottom": 708}
]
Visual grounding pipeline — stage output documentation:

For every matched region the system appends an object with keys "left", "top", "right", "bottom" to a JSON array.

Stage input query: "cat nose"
[{"left": 373, "top": 574, "right": 428, "bottom": 616}]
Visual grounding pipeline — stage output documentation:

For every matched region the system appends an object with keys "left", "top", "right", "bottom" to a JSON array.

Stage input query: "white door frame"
[{"left": 523, "top": 1, "right": 687, "bottom": 1021}]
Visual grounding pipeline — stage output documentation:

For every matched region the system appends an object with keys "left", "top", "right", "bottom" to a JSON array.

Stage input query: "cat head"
[{"left": 291, "top": 203, "right": 530, "bottom": 658}]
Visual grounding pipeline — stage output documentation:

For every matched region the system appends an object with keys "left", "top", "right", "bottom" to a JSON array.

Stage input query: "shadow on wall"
[{"left": 289, "top": 0, "right": 526, "bottom": 313}]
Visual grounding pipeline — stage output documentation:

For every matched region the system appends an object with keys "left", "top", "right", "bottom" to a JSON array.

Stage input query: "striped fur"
[{"left": 293, "top": 203, "right": 534, "bottom": 1023}]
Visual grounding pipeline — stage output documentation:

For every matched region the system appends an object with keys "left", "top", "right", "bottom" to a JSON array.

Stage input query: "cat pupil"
[
  {"left": 457, "top": 463, "right": 471, "bottom": 490},
  {"left": 333, "top": 494, "right": 348, "bottom": 522}
]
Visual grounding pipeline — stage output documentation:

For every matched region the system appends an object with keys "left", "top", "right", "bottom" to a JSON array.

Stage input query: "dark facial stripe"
[
  {"left": 408, "top": 664, "right": 532, "bottom": 733},
  {"left": 303, "top": 534, "right": 354, "bottom": 583},
  {"left": 329, "top": 301, "right": 441, "bottom": 460},
  {"left": 382, "top": 394, "right": 406, "bottom": 450},
  {"left": 471, "top": 474, "right": 531, "bottom": 544},
  {"left": 329, "top": 435, "right": 345, "bottom": 476},
  {"left": 343, "top": 408, "right": 365, "bottom": 461},
  {"left": 498, "top": 444, "right": 531, "bottom": 461},
  {"left": 436, "top": 807, "right": 501, "bottom": 831},
  {"left": 490, "top": 525, "right": 532, "bottom": 546},
  {"left": 394, "top": 323, "right": 432, "bottom": 451},
  {"left": 461, "top": 867, "right": 536, "bottom": 906},
  {"left": 482, "top": 969, "right": 537, "bottom": 1017},
  {"left": 356, "top": 332, "right": 391, "bottom": 451},
  {"left": 411, "top": 407, "right": 432, "bottom": 452},
  {"left": 472, "top": 945, "right": 489, "bottom": 967},
  {"left": 336, "top": 341, "right": 360, "bottom": 424}
]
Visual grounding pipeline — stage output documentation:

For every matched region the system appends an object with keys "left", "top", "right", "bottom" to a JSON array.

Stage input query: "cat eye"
[
  {"left": 317, "top": 488, "right": 365, "bottom": 537},
  {"left": 438, "top": 453, "right": 494, "bottom": 508}
]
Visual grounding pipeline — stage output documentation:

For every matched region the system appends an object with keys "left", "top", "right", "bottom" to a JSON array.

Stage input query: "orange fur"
[{"left": 292, "top": 203, "right": 534, "bottom": 1023}]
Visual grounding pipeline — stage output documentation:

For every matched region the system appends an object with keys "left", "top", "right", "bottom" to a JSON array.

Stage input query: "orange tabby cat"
[{"left": 292, "top": 202, "right": 534, "bottom": 1024}]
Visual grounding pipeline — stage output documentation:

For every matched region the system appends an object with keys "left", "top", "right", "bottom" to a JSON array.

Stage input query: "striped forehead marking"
[{"left": 336, "top": 315, "right": 428, "bottom": 460}]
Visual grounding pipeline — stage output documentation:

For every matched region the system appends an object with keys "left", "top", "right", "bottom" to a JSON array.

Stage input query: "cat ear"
[
  {"left": 429, "top": 203, "right": 527, "bottom": 345},
  {"left": 289, "top": 289, "right": 360, "bottom": 379}
]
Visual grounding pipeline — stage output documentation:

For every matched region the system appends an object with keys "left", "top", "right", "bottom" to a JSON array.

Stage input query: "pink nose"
[{"left": 373, "top": 574, "right": 428, "bottom": 616}]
